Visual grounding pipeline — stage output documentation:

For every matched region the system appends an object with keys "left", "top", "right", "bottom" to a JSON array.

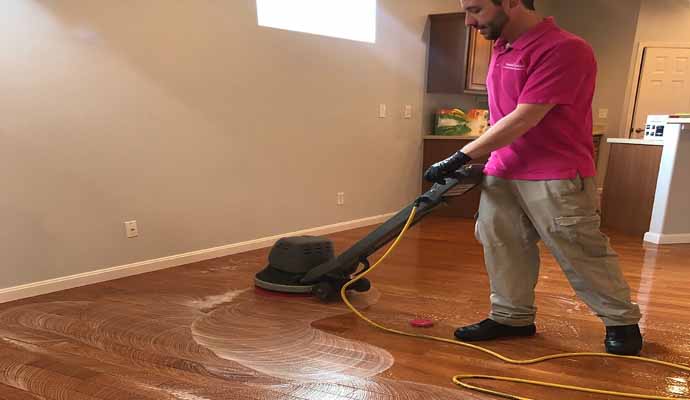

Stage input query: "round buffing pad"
[
  {"left": 409, "top": 318, "right": 434, "bottom": 328},
  {"left": 254, "top": 287, "right": 313, "bottom": 298}
]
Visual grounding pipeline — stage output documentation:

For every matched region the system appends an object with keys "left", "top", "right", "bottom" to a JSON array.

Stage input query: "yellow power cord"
[{"left": 340, "top": 205, "right": 690, "bottom": 400}]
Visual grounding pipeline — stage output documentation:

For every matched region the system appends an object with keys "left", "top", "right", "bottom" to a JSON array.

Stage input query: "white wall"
[
  {"left": 0, "top": 0, "right": 462, "bottom": 291},
  {"left": 538, "top": 0, "right": 642, "bottom": 186},
  {"left": 634, "top": 0, "right": 690, "bottom": 44},
  {"left": 542, "top": 0, "right": 690, "bottom": 203},
  {"left": 539, "top": 0, "right": 640, "bottom": 138},
  {"left": 619, "top": 0, "right": 690, "bottom": 135}
]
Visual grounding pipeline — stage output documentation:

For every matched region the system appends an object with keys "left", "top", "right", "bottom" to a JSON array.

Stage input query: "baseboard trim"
[
  {"left": 643, "top": 232, "right": 690, "bottom": 244},
  {"left": 0, "top": 212, "right": 396, "bottom": 304}
]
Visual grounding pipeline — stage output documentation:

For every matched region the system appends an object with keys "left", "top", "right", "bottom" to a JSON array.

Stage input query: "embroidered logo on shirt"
[{"left": 503, "top": 62, "right": 527, "bottom": 71}]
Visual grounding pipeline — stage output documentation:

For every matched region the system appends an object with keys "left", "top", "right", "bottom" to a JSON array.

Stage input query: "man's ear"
[{"left": 507, "top": 0, "right": 521, "bottom": 9}]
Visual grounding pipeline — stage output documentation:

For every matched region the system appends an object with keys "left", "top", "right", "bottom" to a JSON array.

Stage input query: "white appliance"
[
  {"left": 644, "top": 114, "right": 690, "bottom": 142},
  {"left": 644, "top": 114, "right": 690, "bottom": 244},
  {"left": 644, "top": 114, "right": 669, "bottom": 142}
]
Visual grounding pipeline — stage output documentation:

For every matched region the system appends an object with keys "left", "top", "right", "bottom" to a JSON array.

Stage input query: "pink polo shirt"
[{"left": 484, "top": 17, "right": 597, "bottom": 180}]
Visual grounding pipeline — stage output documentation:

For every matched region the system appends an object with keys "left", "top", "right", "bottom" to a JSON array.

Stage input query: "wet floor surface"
[{"left": 1, "top": 216, "right": 689, "bottom": 399}]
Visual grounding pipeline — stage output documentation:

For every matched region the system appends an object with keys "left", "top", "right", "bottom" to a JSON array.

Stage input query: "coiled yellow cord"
[{"left": 340, "top": 205, "right": 690, "bottom": 400}]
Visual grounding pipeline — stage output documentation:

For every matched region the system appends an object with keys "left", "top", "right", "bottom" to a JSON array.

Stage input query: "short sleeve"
[{"left": 518, "top": 40, "right": 596, "bottom": 105}]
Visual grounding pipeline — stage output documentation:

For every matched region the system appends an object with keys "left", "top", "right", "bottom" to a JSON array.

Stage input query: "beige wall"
[
  {"left": 421, "top": 1, "right": 644, "bottom": 186},
  {"left": 618, "top": 0, "right": 690, "bottom": 135},
  {"left": 545, "top": 0, "right": 642, "bottom": 138},
  {"left": 0, "top": 0, "right": 462, "bottom": 290},
  {"left": 634, "top": 0, "right": 690, "bottom": 44},
  {"left": 537, "top": 0, "right": 642, "bottom": 186},
  {"left": 8, "top": 0, "right": 683, "bottom": 292},
  {"left": 539, "top": 0, "right": 690, "bottom": 188}
]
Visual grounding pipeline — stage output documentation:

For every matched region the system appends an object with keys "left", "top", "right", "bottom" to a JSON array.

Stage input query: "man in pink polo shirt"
[{"left": 424, "top": 0, "right": 642, "bottom": 355}]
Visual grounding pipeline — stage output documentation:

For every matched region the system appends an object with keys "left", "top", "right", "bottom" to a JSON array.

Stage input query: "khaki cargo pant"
[{"left": 475, "top": 175, "right": 641, "bottom": 327}]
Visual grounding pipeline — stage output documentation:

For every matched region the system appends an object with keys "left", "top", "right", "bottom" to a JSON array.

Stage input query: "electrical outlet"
[
  {"left": 378, "top": 104, "right": 387, "bottom": 118},
  {"left": 598, "top": 108, "right": 609, "bottom": 119},
  {"left": 124, "top": 220, "right": 138, "bottom": 238},
  {"left": 404, "top": 105, "right": 413, "bottom": 119},
  {"left": 337, "top": 192, "right": 345, "bottom": 205}
]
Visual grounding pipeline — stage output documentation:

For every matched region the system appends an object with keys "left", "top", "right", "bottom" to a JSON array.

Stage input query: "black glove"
[{"left": 423, "top": 151, "right": 472, "bottom": 184}]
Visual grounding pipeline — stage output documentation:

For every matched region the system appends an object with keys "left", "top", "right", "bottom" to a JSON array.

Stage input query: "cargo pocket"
[
  {"left": 474, "top": 218, "right": 508, "bottom": 248},
  {"left": 567, "top": 174, "right": 584, "bottom": 192},
  {"left": 554, "top": 215, "right": 609, "bottom": 257}
]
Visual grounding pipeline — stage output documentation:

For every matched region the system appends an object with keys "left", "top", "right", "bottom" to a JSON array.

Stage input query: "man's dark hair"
[{"left": 491, "top": 0, "right": 536, "bottom": 10}]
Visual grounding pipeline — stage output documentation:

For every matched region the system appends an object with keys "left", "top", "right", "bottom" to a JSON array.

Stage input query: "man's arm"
[
  {"left": 423, "top": 103, "right": 556, "bottom": 184},
  {"left": 460, "top": 103, "right": 556, "bottom": 160}
]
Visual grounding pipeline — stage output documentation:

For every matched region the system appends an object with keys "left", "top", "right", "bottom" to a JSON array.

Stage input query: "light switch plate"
[
  {"left": 124, "top": 220, "right": 138, "bottom": 238},
  {"left": 404, "top": 105, "right": 413, "bottom": 119}
]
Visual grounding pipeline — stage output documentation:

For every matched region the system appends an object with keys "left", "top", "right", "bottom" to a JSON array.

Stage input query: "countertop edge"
[
  {"left": 607, "top": 138, "right": 664, "bottom": 146},
  {"left": 424, "top": 131, "right": 606, "bottom": 140}
]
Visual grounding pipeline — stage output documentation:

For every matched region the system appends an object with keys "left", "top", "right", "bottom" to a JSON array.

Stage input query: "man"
[{"left": 424, "top": 0, "right": 643, "bottom": 355}]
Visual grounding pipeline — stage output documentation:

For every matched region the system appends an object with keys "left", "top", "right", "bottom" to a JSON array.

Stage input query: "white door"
[{"left": 631, "top": 47, "right": 690, "bottom": 138}]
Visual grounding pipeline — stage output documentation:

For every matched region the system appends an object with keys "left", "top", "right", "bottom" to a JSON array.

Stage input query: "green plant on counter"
[{"left": 434, "top": 108, "right": 472, "bottom": 136}]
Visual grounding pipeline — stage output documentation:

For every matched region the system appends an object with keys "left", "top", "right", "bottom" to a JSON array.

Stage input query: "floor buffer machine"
[{"left": 254, "top": 163, "right": 484, "bottom": 301}]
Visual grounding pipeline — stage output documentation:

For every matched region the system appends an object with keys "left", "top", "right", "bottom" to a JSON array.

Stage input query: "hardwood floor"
[{"left": 1, "top": 216, "right": 689, "bottom": 399}]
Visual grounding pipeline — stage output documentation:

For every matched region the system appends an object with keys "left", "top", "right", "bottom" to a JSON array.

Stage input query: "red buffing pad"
[{"left": 410, "top": 318, "right": 434, "bottom": 328}]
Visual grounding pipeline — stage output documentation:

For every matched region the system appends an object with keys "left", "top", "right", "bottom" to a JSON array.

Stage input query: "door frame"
[{"left": 620, "top": 42, "right": 690, "bottom": 138}]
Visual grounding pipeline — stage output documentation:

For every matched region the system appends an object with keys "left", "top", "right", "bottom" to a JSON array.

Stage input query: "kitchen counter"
[
  {"left": 424, "top": 127, "right": 606, "bottom": 174},
  {"left": 424, "top": 125, "right": 606, "bottom": 139},
  {"left": 645, "top": 120, "right": 690, "bottom": 244},
  {"left": 607, "top": 138, "right": 663, "bottom": 146},
  {"left": 423, "top": 135, "right": 482, "bottom": 140},
  {"left": 421, "top": 126, "right": 607, "bottom": 218},
  {"left": 601, "top": 140, "right": 663, "bottom": 236},
  {"left": 421, "top": 137, "right": 486, "bottom": 218},
  {"left": 602, "top": 120, "right": 690, "bottom": 243}
]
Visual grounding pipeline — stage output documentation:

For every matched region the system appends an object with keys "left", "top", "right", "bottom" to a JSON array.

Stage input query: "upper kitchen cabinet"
[
  {"left": 465, "top": 28, "right": 493, "bottom": 93},
  {"left": 426, "top": 12, "right": 492, "bottom": 94}
]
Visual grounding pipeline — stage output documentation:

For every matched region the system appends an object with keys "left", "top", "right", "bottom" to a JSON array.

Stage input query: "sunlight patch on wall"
[{"left": 256, "top": 0, "right": 376, "bottom": 43}]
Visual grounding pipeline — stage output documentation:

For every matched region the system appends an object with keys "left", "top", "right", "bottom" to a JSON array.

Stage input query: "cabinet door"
[
  {"left": 593, "top": 134, "right": 602, "bottom": 169},
  {"left": 465, "top": 28, "right": 492, "bottom": 93},
  {"left": 426, "top": 13, "right": 492, "bottom": 94},
  {"left": 601, "top": 144, "right": 662, "bottom": 236},
  {"left": 422, "top": 139, "right": 488, "bottom": 218},
  {"left": 427, "top": 13, "right": 467, "bottom": 94}
]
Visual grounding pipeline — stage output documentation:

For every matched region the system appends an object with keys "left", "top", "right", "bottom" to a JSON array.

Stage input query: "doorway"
[{"left": 626, "top": 45, "right": 690, "bottom": 138}]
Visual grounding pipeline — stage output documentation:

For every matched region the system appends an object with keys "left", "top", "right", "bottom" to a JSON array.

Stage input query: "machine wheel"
[
  {"left": 313, "top": 281, "right": 338, "bottom": 302},
  {"left": 349, "top": 278, "right": 371, "bottom": 293}
]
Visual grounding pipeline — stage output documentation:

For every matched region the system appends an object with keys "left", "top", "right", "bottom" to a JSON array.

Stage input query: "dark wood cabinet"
[
  {"left": 427, "top": 13, "right": 492, "bottom": 94},
  {"left": 422, "top": 137, "right": 488, "bottom": 218},
  {"left": 423, "top": 134, "right": 606, "bottom": 218},
  {"left": 593, "top": 133, "right": 602, "bottom": 168},
  {"left": 601, "top": 142, "right": 663, "bottom": 236},
  {"left": 465, "top": 28, "right": 493, "bottom": 93},
  {"left": 427, "top": 13, "right": 466, "bottom": 94}
]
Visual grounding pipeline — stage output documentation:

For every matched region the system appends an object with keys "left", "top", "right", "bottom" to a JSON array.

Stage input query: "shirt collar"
[{"left": 493, "top": 17, "right": 557, "bottom": 51}]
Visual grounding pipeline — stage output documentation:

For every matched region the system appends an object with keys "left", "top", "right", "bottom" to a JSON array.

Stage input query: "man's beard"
[{"left": 477, "top": 10, "right": 509, "bottom": 40}]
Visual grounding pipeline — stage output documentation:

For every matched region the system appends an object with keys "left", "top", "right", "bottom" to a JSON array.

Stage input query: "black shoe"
[
  {"left": 605, "top": 324, "right": 643, "bottom": 356},
  {"left": 454, "top": 319, "right": 536, "bottom": 342}
]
